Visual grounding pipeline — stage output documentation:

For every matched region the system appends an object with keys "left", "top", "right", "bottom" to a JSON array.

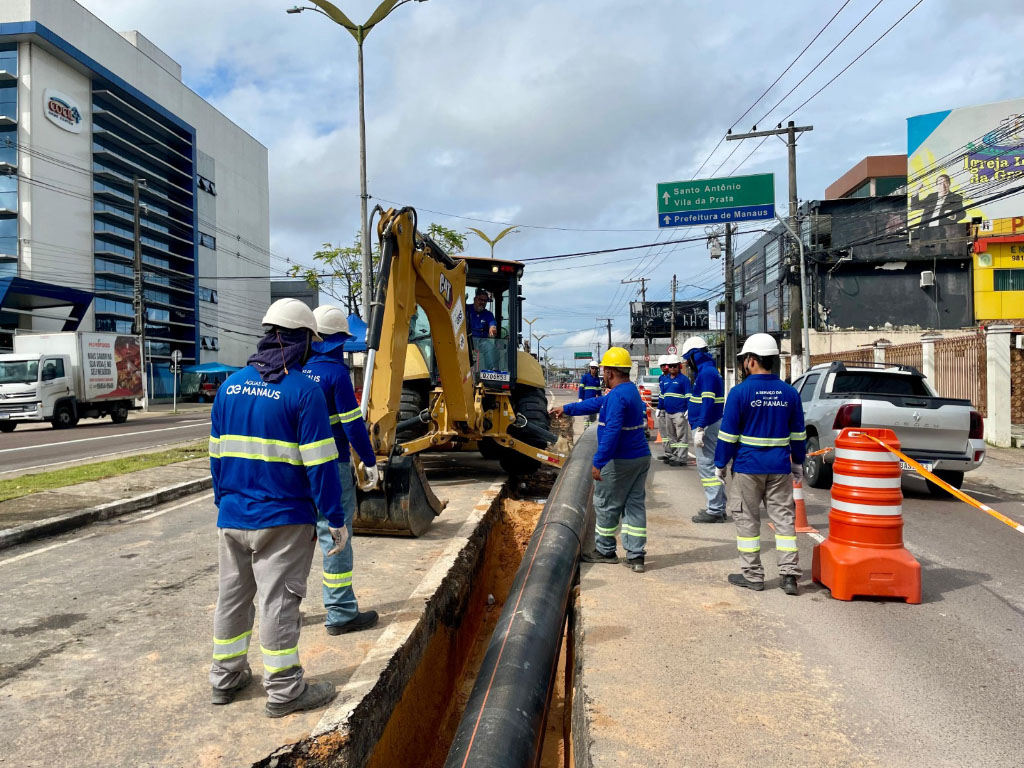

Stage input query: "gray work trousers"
[
  {"left": 694, "top": 420, "right": 727, "bottom": 516},
  {"left": 663, "top": 411, "right": 690, "bottom": 462},
  {"left": 210, "top": 523, "right": 317, "bottom": 704},
  {"left": 593, "top": 455, "right": 651, "bottom": 560},
  {"left": 728, "top": 472, "right": 800, "bottom": 582}
]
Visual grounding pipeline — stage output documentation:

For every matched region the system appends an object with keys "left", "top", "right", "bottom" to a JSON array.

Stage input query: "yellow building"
[{"left": 973, "top": 217, "right": 1024, "bottom": 320}]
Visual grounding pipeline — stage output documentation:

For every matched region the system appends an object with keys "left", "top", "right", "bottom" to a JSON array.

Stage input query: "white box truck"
[{"left": 0, "top": 332, "right": 144, "bottom": 431}]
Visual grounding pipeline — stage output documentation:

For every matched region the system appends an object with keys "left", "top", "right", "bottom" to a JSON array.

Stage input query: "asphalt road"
[{"left": 0, "top": 412, "right": 211, "bottom": 476}]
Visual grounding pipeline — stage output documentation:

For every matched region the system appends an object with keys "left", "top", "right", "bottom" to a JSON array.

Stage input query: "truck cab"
[{"left": 0, "top": 353, "right": 75, "bottom": 431}]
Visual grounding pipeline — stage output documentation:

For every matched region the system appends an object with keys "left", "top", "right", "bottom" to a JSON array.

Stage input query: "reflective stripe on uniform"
[
  {"left": 736, "top": 535, "right": 760, "bottom": 553},
  {"left": 212, "top": 630, "right": 251, "bottom": 661},
  {"left": 664, "top": 392, "right": 688, "bottom": 399},
  {"left": 323, "top": 569, "right": 353, "bottom": 589},
  {"left": 621, "top": 523, "right": 647, "bottom": 539},
  {"left": 790, "top": 430, "right": 807, "bottom": 441},
  {"left": 775, "top": 534, "right": 798, "bottom": 552},
  {"left": 669, "top": 442, "right": 688, "bottom": 448},
  {"left": 584, "top": 386, "right": 601, "bottom": 391},
  {"left": 261, "top": 645, "right": 301, "bottom": 674},
  {"left": 832, "top": 472, "right": 902, "bottom": 489},
  {"left": 329, "top": 407, "right": 363, "bottom": 425},
  {"left": 701, "top": 477, "right": 723, "bottom": 487},
  {"left": 299, "top": 438, "right": 339, "bottom": 466},
  {"left": 738, "top": 435, "right": 791, "bottom": 447},
  {"left": 595, "top": 523, "right": 619, "bottom": 537},
  {"left": 210, "top": 435, "right": 338, "bottom": 466},
  {"left": 718, "top": 431, "right": 739, "bottom": 443},
  {"left": 622, "top": 424, "right": 646, "bottom": 430}
]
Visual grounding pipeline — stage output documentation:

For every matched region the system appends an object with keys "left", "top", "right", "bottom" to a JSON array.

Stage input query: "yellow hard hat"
[{"left": 600, "top": 346, "right": 632, "bottom": 368}]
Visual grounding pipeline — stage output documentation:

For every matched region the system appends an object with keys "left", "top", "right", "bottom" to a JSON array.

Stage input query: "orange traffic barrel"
[
  {"left": 793, "top": 480, "right": 818, "bottom": 533},
  {"left": 811, "top": 428, "right": 921, "bottom": 603}
]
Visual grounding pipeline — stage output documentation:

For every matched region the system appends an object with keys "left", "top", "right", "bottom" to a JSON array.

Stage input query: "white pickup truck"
[
  {"left": 792, "top": 361, "right": 985, "bottom": 494},
  {"left": 0, "top": 332, "right": 144, "bottom": 431}
]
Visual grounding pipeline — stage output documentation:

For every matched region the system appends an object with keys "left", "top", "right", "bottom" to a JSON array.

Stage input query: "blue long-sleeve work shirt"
[
  {"left": 686, "top": 350, "right": 725, "bottom": 429},
  {"left": 303, "top": 352, "right": 376, "bottom": 467},
  {"left": 657, "top": 372, "right": 669, "bottom": 410},
  {"left": 661, "top": 374, "right": 691, "bottom": 414},
  {"left": 714, "top": 373, "right": 806, "bottom": 475},
  {"left": 578, "top": 371, "right": 602, "bottom": 400},
  {"left": 564, "top": 381, "right": 651, "bottom": 469},
  {"left": 210, "top": 365, "right": 345, "bottom": 530}
]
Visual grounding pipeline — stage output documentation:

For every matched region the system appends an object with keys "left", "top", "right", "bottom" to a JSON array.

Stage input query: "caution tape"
[
  {"left": 807, "top": 446, "right": 833, "bottom": 458},
  {"left": 855, "top": 432, "right": 1024, "bottom": 535}
]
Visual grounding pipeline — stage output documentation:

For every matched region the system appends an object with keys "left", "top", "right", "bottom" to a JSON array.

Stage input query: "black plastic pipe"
[{"left": 444, "top": 428, "right": 597, "bottom": 768}]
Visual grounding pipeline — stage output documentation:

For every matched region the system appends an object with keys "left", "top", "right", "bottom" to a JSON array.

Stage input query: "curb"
[{"left": 0, "top": 475, "right": 213, "bottom": 552}]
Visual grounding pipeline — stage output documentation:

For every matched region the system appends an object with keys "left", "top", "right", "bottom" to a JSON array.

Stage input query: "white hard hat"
[
  {"left": 313, "top": 305, "right": 350, "bottom": 336},
  {"left": 681, "top": 336, "right": 708, "bottom": 356},
  {"left": 262, "top": 298, "right": 322, "bottom": 340},
  {"left": 739, "top": 333, "right": 779, "bottom": 358},
  {"left": 657, "top": 355, "right": 668, "bottom": 366},
  {"left": 663, "top": 353, "right": 682, "bottom": 365}
]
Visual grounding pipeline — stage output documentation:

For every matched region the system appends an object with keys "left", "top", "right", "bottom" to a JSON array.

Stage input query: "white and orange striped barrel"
[{"left": 829, "top": 428, "right": 905, "bottom": 547}]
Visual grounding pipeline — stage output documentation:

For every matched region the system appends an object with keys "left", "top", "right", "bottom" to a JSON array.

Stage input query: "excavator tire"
[
  {"left": 499, "top": 388, "right": 550, "bottom": 477},
  {"left": 397, "top": 385, "right": 428, "bottom": 442}
]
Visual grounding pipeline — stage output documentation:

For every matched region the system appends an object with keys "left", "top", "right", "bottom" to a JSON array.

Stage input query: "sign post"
[
  {"left": 171, "top": 350, "right": 182, "bottom": 413},
  {"left": 657, "top": 173, "right": 775, "bottom": 228}
]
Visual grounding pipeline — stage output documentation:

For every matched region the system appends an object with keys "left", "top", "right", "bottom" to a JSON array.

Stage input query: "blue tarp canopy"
[
  {"left": 343, "top": 313, "right": 368, "bottom": 352},
  {"left": 183, "top": 362, "right": 240, "bottom": 374}
]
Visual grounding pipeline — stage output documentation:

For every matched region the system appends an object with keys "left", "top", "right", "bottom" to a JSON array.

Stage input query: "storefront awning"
[{"left": 0, "top": 277, "right": 94, "bottom": 330}]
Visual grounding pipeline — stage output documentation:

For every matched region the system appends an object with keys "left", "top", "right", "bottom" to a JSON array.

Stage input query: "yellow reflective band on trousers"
[
  {"left": 775, "top": 535, "right": 798, "bottom": 552},
  {"left": 323, "top": 570, "right": 353, "bottom": 589},
  {"left": 210, "top": 434, "right": 338, "bottom": 467},
  {"left": 737, "top": 535, "right": 760, "bottom": 553},
  {"left": 261, "top": 644, "right": 301, "bottom": 674},
  {"left": 701, "top": 477, "right": 724, "bottom": 487},
  {"left": 212, "top": 630, "right": 251, "bottom": 661},
  {"left": 622, "top": 524, "right": 647, "bottom": 539},
  {"left": 595, "top": 524, "right": 619, "bottom": 536}
]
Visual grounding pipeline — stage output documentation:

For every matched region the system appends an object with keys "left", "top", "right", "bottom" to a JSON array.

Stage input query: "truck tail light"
[
  {"left": 969, "top": 410, "right": 984, "bottom": 440},
  {"left": 832, "top": 404, "right": 861, "bottom": 430}
]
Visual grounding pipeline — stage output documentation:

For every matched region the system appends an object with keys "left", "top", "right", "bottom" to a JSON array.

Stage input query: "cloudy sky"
[{"left": 78, "top": 0, "right": 1024, "bottom": 360}]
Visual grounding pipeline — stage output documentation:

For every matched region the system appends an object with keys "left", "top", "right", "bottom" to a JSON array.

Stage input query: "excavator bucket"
[{"left": 353, "top": 454, "right": 447, "bottom": 537}]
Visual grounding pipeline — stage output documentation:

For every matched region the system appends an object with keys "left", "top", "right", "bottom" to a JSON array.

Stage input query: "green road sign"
[
  {"left": 573, "top": 351, "right": 593, "bottom": 359},
  {"left": 656, "top": 173, "right": 775, "bottom": 227}
]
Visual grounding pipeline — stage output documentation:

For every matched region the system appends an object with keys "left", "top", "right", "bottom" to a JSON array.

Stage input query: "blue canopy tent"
[
  {"left": 181, "top": 361, "right": 240, "bottom": 401},
  {"left": 183, "top": 362, "right": 241, "bottom": 374},
  {"left": 343, "top": 313, "right": 368, "bottom": 352}
]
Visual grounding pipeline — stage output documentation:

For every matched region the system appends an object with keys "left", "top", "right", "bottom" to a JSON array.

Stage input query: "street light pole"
[{"left": 523, "top": 316, "right": 540, "bottom": 352}]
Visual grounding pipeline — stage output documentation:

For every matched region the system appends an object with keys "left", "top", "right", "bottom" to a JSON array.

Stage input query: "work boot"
[
  {"left": 728, "top": 573, "right": 764, "bottom": 591},
  {"left": 326, "top": 610, "right": 379, "bottom": 635},
  {"left": 581, "top": 550, "right": 618, "bottom": 564},
  {"left": 210, "top": 669, "right": 252, "bottom": 705},
  {"left": 780, "top": 575, "right": 799, "bottom": 596},
  {"left": 692, "top": 510, "right": 727, "bottom": 524},
  {"left": 660, "top": 455, "right": 672, "bottom": 463},
  {"left": 265, "top": 681, "right": 337, "bottom": 719},
  {"left": 668, "top": 459, "right": 685, "bottom": 467},
  {"left": 623, "top": 557, "right": 645, "bottom": 573}
]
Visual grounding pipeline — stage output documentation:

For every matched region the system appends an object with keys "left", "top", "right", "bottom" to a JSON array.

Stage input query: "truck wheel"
[
  {"left": 51, "top": 404, "right": 77, "bottom": 429},
  {"left": 804, "top": 435, "right": 832, "bottom": 489},
  {"left": 927, "top": 470, "right": 964, "bottom": 497},
  {"left": 397, "top": 385, "right": 428, "bottom": 442},
  {"left": 500, "top": 388, "right": 550, "bottom": 476},
  {"left": 110, "top": 404, "right": 129, "bottom": 424},
  {"left": 0, "top": 423, "right": 15, "bottom": 433}
]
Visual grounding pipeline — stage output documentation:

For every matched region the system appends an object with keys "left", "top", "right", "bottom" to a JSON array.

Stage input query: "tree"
[{"left": 290, "top": 223, "right": 467, "bottom": 317}]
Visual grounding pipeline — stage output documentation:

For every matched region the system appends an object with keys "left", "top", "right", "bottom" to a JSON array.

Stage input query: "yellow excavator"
[{"left": 353, "top": 206, "right": 566, "bottom": 536}]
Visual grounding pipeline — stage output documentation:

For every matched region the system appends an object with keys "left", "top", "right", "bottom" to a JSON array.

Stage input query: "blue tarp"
[
  {"left": 183, "top": 362, "right": 241, "bottom": 374},
  {"left": 343, "top": 313, "right": 368, "bottom": 352}
]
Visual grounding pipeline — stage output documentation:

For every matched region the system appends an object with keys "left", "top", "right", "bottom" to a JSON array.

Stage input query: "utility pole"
[
  {"left": 621, "top": 277, "right": 649, "bottom": 365},
  {"left": 727, "top": 120, "right": 813, "bottom": 374},
  {"left": 597, "top": 318, "right": 613, "bottom": 358},
  {"left": 132, "top": 175, "right": 149, "bottom": 410},
  {"left": 724, "top": 223, "right": 736, "bottom": 388},
  {"left": 669, "top": 275, "right": 678, "bottom": 348}
]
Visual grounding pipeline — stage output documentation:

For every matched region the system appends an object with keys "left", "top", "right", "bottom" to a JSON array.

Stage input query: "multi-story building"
[{"left": 0, "top": 0, "right": 270, "bottom": 396}]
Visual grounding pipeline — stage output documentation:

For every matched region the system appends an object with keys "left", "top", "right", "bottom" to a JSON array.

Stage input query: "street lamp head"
[{"left": 285, "top": 6, "right": 304, "bottom": 13}]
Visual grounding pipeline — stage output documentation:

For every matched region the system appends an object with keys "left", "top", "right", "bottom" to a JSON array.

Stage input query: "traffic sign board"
[
  {"left": 667, "top": 345, "right": 677, "bottom": 354},
  {"left": 657, "top": 173, "right": 774, "bottom": 227},
  {"left": 171, "top": 349, "right": 182, "bottom": 363},
  {"left": 169, "top": 363, "right": 181, "bottom": 374},
  {"left": 573, "top": 351, "right": 593, "bottom": 359}
]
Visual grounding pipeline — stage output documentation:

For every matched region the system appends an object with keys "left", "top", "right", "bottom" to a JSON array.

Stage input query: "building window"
[
  {"left": 765, "top": 239, "right": 780, "bottom": 283},
  {"left": 0, "top": 216, "right": 16, "bottom": 256},
  {"left": 198, "top": 175, "right": 217, "bottom": 195},
  {"left": 199, "top": 232, "right": 216, "bottom": 249},
  {"left": 994, "top": 269, "right": 1024, "bottom": 292},
  {"left": 96, "top": 297, "right": 133, "bottom": 316},
  {"left": 0, "top": 44, "right": 17, "bottom": 77},
  {"left": 96, "top": 317, "right": 133, "bottom": 333},
  {"left": 744, "top": 298, "right": 761, "bottom": 334},
  {"left": 199, "top": 286, "right": 218, "bottom": 303}
]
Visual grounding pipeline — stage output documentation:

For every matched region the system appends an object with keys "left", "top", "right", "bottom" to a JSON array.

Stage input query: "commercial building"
[
  {"left": 825, "top": 154, "right": 906, "bottom": 200},
  {"left": 0, "top": 0, "right": 270, "bottom": 396}
]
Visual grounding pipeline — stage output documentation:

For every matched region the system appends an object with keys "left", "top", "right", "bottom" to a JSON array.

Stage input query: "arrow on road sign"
[
  {"left": 662, "top": 191, "right": 670, "bottom": 205},
  {"left": 662, "top": 215, "right": 671, "bottom": 225}
]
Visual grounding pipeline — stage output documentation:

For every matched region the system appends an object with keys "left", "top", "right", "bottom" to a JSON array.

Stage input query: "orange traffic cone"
[
  {"left": 793, "top": 480, "right": 818, "bottom": 533},
  {"left": 655, "top": 430, "right": 662, "bottom": 443},
  {"left": 812, "top": 428, "right": 921, "bottom": 604}
]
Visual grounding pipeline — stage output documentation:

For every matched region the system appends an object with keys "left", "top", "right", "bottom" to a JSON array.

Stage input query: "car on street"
[{"left": 792, "top": 361, "right": 985, "bottom": 494}]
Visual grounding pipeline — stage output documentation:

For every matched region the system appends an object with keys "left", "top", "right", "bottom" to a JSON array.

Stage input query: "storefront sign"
[{"left": 43, "top": 89, "right": 84, "bottom": 133}]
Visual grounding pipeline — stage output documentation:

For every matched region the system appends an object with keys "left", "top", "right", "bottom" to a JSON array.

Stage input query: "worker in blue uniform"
[
  {"left": 578, "top": 362, "right": 603, "bottom": 426},
  {"left": 208, "top": 298, "right": 343, "bottom": 718},
  {"left": 468, "top": 287, "right": 499, "bottom": 370},
  {"left": 660, "top": 353, "right": 691, "bottom": 466},
  {"left": 554, "top": 347, "right": 651, "bottom": 573},
  {"left": 654, "top": 355, "right": 670, "bottom": 459},
  {"left": 682, "top": 337, "right": 728, "bottom": 524},
  {"left": 303, "top": 306, "right": 380, "bottom": 635},
  {"left": 714, "top": 333, "right": 806, "bottom": 596}
]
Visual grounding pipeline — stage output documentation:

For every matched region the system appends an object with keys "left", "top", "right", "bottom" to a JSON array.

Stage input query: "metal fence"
[
  {"left": 809, "top": 347, "right": 875, "bottom": 366},
  {"left": 884, "top": 342, "right": 923, "bottom": 371},
  {"left": 934, "top": 332, "right": 987, "bottom": 416}
]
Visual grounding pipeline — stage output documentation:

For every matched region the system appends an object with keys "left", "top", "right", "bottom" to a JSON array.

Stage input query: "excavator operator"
[{"left": 468, "top": 288, "right": 498, "bottom": 338}]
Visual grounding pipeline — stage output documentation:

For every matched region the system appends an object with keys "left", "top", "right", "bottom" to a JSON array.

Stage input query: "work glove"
[
  {"left": 655, "top": 408, "right": 664, "bottom": 418},
  {"left": 714, "top": 466, "right": 727, "bottom": 482},
  {"left": 326, "top": 525, "right": 349, "bottom": 556},
  {"left": 358, "top": 463, "right": 379, "bottom": 492},
  {"left": 693, "top": 428, "right": 705, "bottom": 449},
  {"left": 791, "top": 461, "right": 804, "bottom": 483}
]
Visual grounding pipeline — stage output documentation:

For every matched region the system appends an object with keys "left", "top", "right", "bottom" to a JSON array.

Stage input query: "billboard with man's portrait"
[{"left": 907, "top": 97, "right": 1024, "bottom": 228}]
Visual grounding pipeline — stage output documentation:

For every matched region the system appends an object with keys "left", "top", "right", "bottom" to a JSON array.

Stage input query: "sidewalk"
[{"left": 966, "top": 443, "right": 1024, "bottom": 496}]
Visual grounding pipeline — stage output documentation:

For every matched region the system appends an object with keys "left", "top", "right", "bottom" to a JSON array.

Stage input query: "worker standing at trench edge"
[
  {"left": 553, "top": 347, "right": 651, "bottom": 573},
  {"left": 659, "top": 353, "right": 691, "bottom": 466},
  {"left": 682, "top": 336, "right": 727, "bottom": 524},
  {"left": 714, "top": 333, "right": 806, "bottom": 596},
  {"left": 208, "top": 298, "right": 344, "bottom": 718},
  {"left": 654, "top": 355, "right": 670, "bottom": 458},
  {"left": 578, "top": 362, "right": 602, "bottom": 426},
  {"left": 303, "top": 306, "right": 380, "bottom": 635}
]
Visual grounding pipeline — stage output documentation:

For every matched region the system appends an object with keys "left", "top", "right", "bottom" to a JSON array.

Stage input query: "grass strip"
[{"left": 0, "top": 443, "right": 208, "bottom": 503}]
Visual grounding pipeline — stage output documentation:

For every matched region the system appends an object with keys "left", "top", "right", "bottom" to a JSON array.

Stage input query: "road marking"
[
  {"left": 0, "top": 533, "right": 99, "bottom": 567},
  {"left": 805, "top": 531, "right": 825, "bottom": 543},
  {"left": 0, "top": 421, "right": 210, "bottom": 455},
  {"left": 0, "top": 439, "right": 207, "bottom": 476},
  {"left": 130, "top": 492, "right": 214, "bottom": 522}
]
